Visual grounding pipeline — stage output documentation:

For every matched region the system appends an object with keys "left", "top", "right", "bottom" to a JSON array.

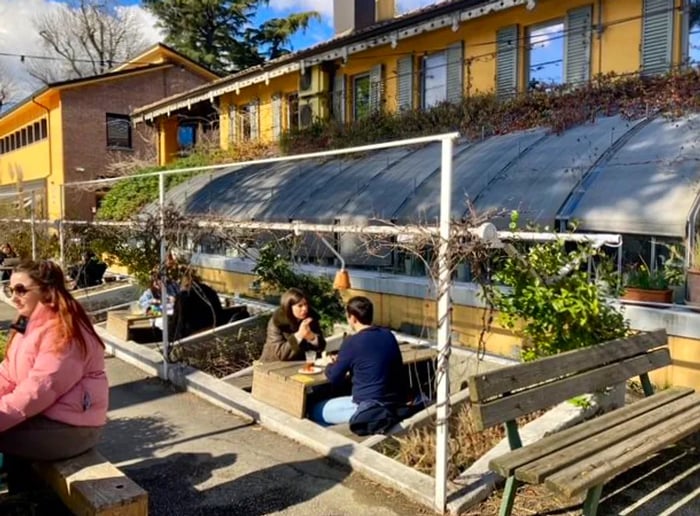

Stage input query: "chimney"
[{"left": 333, "top": 0, "right": 396, "bottom": 35}]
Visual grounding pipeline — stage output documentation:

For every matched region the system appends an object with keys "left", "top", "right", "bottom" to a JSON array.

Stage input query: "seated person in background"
[
  {"left": 138, "top": 273, "right": 179, "bottom": 314},
  {"left": 259, "top": 288, "right": 326, "bottom": 362},
  {"left": 311, "top": 296, "right": 416, "bottom": 435},
  {"left": 0, "top": 243, "right": 18, "bottom": 281},
  {"left": 168, "top": 273, "right": 223, "bottom": 340},
  {"left": 73, "top": 251, "right": 107, "bottom": 289}
]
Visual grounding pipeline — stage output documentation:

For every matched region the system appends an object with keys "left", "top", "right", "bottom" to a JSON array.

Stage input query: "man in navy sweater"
[{"left": 311, "top": 296, "right": 408, "bottom": 434}]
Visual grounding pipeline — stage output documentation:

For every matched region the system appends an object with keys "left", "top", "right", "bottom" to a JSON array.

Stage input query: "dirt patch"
[{"left": 171, "top": 317, "right": 268, "bottom": 378}]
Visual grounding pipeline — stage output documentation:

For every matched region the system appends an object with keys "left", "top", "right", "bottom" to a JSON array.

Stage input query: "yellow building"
[
  {"left": 133, "top": 0, "right": 699, "bottom": 164},
  {"left": 0, "top": 44, "right": 218, "bottom": 221}
]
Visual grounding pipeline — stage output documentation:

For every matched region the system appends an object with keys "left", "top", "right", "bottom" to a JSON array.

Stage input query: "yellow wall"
[
  {"left": 220, "top": 73, "right": 300, "bottom": 148},
  {"left": 158, "top": 117, "right": 179, "bottom": 166},
  {"left": 0, "top": 91, "right": 65, "bottom": 219}
]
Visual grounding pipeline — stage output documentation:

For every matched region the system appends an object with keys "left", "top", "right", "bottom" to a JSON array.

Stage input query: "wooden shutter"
[
  {"left": 397, "top": 56, "right": 414, "bottom": 111},
  {"left": 332, "top": 72, "right": 346, "bottom": 122},
  {"left": 496, "top": 25, "right": 519, "bottom": 100},
  {"left": 250, "top": 100, "right": 259, "bottom": 140},
  {"left": 446, "top": 41, "right": 464, "bottom": 104},
  {"left": 271, "top": 94, "right": 282, "bottom": 139},
  {"left": 228, "top": 105, "right": 237, "bottom": 143},
  {"left": 369, "top": 64, "right": 384, "bottom": 113},
  {"left": 565, "top": 6, "right": 592, "bottom": 86},
  {"left": 641, "top": 0, "right": 674, "bottom": 75}
]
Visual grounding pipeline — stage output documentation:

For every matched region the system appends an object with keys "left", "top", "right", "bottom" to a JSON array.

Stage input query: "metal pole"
[
  {"left": 30, "top": 191, "right": 36, "bottom": 260},
  {"left": 435, "top": 136, "right": 454, "bottom": 513},
  {"left": 59, "top": 184, "right": 65, "bottom": 267},
  {"left": 159, "top": 171, "right": 169, "bottom": 380}
]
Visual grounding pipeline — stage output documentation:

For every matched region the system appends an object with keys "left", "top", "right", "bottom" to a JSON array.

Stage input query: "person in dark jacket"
[
  {"left": 259, "top": 288, "right": 326, "bottom": 362},
  {"left": 310, "top": 296, "right": 411, "bottom": 434},
  {"left": 168, "top": 274, "right": 223, "bottom": 340}
]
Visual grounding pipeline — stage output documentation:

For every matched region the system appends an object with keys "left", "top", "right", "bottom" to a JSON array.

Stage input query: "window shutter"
[
  {"left": 496, "top": 25, "right": 519, "bottom": 100},
  {"left": 369, "top": 64, "right": 384, "bottom": 113},
  {"left": 228, "top": 104, "right": 237, "bottom": 143},
  {"left": 397, "top": 56, "right": 414, "bottom": 111},
  {"left": 641, "top": 0, "right": 674, "bottom": 75},
  {"left": 272, "top": 94, "right": 282, "bottom": 139},
  {"left": 332, "top": 73, "right": 346, "bottom": 122},
  {"left": 446, "top": 42, "right": 464, "bottom": 104},
  {"left": 565, "top": 6, "right": 592, "bottom": 86},
  {"left": 250, "top": 100, "right": 259, "bottom": 140}
]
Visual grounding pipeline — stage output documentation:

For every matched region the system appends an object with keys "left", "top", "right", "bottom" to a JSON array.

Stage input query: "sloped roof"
[{"left": 159, "top": 114, "right": 700, "bottom": 239}]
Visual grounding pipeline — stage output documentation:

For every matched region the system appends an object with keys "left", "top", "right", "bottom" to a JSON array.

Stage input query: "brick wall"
[{"left": 61, "top": 66, "right": 210, "bottom": 220}]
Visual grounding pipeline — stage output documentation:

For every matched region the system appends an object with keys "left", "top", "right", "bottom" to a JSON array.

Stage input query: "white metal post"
[
  {"left": 59, "top": 184, "right": 65, "bottom": 267},
  {"left": 30, "top": 191, "right": 36, "bottom": 260},
  {"left": 435, "top": 136, "right": 454, "bottom": 513},
  {"left": 159, "top": 171, "right": 169, "bottom": 380}
]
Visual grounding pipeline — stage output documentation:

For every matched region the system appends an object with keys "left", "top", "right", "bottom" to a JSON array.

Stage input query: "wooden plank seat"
[
  {"left": 467, "top": 329, "right": 699, "bottom": 516},
  {"left": 32, "top": 448, "right": 148, "bottom": 515}
]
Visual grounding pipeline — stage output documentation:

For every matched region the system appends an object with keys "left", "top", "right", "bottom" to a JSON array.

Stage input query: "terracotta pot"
[
  {"left": 687, "top": 269, "right": 700, "bottom": 306},
  {"left": 622, "top": 287, "right": 673, "bottom": 305}
]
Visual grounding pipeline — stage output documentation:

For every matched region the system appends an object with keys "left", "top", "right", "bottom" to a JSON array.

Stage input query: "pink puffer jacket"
[{"left": 0, "top": 302, "right": 108, "bottom": 431}]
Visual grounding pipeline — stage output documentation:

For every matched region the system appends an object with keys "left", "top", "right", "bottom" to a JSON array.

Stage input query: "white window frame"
[
  {"left": 422, "top": 51, "right": 447, "bottom": 108},
  {"left": 526, "top": 19, "right": 566, "bottom": 89}
]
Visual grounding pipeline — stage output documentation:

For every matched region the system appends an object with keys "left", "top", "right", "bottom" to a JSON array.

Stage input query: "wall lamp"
[{"left": 318, "top": 234, "right": 351, "bottom": 290}]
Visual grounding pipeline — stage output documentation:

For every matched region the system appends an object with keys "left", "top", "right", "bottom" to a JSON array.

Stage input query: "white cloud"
[
  {"left": 0, "top": 0, "right": 161, "bottom": 101},
  {"left": 529, "top": 23, "right": 564, "bottom": 49}
]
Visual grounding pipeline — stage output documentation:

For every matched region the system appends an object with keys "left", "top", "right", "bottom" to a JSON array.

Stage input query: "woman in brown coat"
[{"left": 259, "top": 288, "right": 326, "bottom": 362}]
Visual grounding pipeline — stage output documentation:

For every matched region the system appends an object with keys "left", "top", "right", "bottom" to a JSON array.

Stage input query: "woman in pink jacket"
[{"left": 0, "top": 260, "right": 108, "bottom": 474}]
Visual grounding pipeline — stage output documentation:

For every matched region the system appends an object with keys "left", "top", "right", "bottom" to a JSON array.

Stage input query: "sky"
[{"left": 0, "top": 0, "right": 435, "bottom": 102}]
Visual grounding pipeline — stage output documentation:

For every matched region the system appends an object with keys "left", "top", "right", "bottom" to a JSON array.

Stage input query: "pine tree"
[{"left": 143, "top": 0, "right": 319, "bottom": 75}]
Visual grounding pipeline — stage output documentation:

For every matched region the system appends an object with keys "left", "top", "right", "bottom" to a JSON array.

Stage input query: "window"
[
  {"left": 40, "top": 118, "right": 47, "bottom": 139},
  {"left": 689, "top": 0, "right": 700, "bottom": 65},
  {"left": 422, "top": 51, "right": 447, "bottom": 108},
  {"left": 527, "top": 21, "right": 565, "bottom": 89},
  {"left": 287, "top": 93, "right": 299, "bottom": 132},
  {"left": 20, "top": 128, "right": 27, "bottom": 147},
  {"left": 353, "top": 73, "right": 371, "bottom": 120},
  {"left": 106, "top": 113, "right": 131, "bottom": 149},
  {"left": 178, "top": 125, "right": 196, "bottom": 150}
]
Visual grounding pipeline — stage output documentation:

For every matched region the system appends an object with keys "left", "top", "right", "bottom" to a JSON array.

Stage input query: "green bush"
[{"left": 488, "top": 213, "right": 629, "bottom": 361}]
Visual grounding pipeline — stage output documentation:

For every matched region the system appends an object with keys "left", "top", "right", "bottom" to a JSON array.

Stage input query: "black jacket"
[{"left": 169, "top": 281, "right": 223, "bottom": 340}]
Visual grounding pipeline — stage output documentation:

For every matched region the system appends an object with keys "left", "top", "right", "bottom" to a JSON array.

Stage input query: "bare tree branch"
[{"left": 29, "top": 0, "right": 150, "bottom": 84}]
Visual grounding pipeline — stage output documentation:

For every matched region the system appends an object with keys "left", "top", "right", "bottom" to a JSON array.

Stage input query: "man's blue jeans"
[{"left": 310, "top": 396, "right": 357, "bottom": 425}]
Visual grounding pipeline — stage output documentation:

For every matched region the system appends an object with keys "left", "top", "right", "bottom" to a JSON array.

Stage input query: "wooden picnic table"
[
  {"left": 106, "top": 310, "right": 159, "bottom": 341},
  {"left": 252, "top": 344, "right": 437, "bottom": 418}
]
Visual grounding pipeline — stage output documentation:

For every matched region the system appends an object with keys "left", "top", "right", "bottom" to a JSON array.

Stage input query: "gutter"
[{"left": 133, "top": 0, "right": 534, "bottom": 123}]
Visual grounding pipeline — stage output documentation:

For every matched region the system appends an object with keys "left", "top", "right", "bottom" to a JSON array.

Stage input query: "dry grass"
[
  {"left": 381, "top": 403, "right": 546, "bottom": 481},
  {"left": 172, "top": 317, "right": 268, "bottom": 378},
  {"left": 461, "top": 484, "right": 582, "bottom": 516}
]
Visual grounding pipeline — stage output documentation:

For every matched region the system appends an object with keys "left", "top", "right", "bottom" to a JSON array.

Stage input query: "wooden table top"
[{"left": 254, "top": 344, "right": 437, "bottom": 387}]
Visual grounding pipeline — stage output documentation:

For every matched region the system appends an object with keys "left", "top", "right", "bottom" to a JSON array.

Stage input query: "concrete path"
[{"left": 101, "top": 356, "right": 430, "bottom": 516}]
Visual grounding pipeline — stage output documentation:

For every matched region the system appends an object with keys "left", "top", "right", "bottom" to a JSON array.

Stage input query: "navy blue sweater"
[{"left": 325, "top": 326, "right": 406, "bottom": 404}]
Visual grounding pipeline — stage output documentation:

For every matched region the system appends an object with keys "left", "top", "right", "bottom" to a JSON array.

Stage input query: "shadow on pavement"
[
  {"left": 107, "top": 373, "right": 180, "bottom": 412},
  {"left": 120, "top": 446, "right": 354, "bottom": 515}
]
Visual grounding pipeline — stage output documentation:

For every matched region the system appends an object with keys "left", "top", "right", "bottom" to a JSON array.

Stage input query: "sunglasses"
[{"left": 3, "top": 284, "right": 39, "bottom": 297}]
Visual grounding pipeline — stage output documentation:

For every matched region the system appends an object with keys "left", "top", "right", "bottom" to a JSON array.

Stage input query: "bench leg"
[
  {"left": 582, "top": 484, "right": 603, "bottom": 516},
  {"left": 498, "top": 475, "right": 518, "bottom": 516}
]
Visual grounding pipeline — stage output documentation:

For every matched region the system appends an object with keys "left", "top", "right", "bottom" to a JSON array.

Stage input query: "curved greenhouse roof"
[{"left": 161, "top": 114, "right": 700, "bottom": 238}]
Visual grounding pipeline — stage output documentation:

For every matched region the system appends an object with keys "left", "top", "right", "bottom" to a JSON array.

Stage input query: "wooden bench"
[
  {"left": 467, "top": 329, "right": 700, "bottom": 516},
  {"left": 32, "top": 449, "right": 148, "bottom": 515}
]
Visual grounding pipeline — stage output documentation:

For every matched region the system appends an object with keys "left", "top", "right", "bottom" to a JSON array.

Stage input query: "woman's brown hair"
[
  {"left": 9, "top": 260, "right": 104, "bottom": 355},
  {"left": 280, "top": 288, "right": 308, "bottom": 329}
]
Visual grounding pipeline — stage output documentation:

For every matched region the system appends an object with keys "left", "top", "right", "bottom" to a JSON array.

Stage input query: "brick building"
[{"left": 0, "top": 43, "right": 218, "bottom": 221}]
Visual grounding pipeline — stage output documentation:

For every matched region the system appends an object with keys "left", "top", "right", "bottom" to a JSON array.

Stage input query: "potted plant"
[{"left": 622, "top": 263, "right": 673, "bottom": 305}]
